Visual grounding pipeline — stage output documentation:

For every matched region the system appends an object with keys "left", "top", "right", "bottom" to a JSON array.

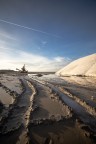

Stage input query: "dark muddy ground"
[{"left": 0, "top": 74, "right": 96, "bottom": 144}]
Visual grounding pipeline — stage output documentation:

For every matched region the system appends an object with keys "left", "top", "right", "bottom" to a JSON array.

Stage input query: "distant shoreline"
[{"left": 0, "top": 70, "right": 55, "bottom": 74}]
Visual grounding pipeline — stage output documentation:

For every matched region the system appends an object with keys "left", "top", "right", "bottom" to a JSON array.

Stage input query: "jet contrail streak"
[{"left": 0, "top": 19, "right": 63, "bottom": 39}]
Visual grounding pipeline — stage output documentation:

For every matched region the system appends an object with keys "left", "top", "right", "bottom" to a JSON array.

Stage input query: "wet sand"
[
  {"left": 29, "top": 79, "right": 71, "bottom": 121},
  {"left": 0, "top": 74, "right": 96, "bottom": 144},
  {"left": 29, "top": 118, "right": 93, "bottom": 144}
]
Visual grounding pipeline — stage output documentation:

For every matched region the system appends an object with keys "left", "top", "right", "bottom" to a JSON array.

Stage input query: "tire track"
[
  {"left": 30, "top": 78, "right": 96, "bottom": 132},
  {"left": 0, "top": 78, "right": 36, "bottom": 144}
]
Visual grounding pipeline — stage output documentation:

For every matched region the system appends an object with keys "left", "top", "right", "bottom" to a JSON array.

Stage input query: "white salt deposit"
[{"left": 56, "top": 53, "right": 96, "bottom": 77}]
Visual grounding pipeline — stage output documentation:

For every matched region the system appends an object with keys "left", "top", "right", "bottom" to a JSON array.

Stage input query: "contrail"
[{"left": 0, "top": 19, "right": 63, "bottom": 39}]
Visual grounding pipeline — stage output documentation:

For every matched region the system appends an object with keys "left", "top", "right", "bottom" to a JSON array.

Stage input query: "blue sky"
[{"left": 0, "top": 0, "right": 96, "bottom": 71}]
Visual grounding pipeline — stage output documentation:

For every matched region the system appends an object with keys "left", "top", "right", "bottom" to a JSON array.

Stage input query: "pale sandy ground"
[
  {"left": 0, "top": 74, "right": 22, "bottom": 94},
  {"left": 0, "top": 74, "right": 96, "bottom": 144},
  {"left": 62, "top": 76, "right": 96, "bottom": 89},
  {"left": 0, "top": 87, "right": 14, "bottom": 106}
]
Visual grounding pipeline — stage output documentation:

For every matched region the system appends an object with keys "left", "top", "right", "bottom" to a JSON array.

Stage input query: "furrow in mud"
[
  {"left": 28, "top": 79, "right": 72, "bottom": 125},
  {"left": 0, "top": 75, "right": 96, "bottom": 144},
  {"left": 0, "top": 79, "right": 35, "bottom": 136},
  {"left": 0, "top": 80, "right": 23, "bottom": 130},
  {"left": 40, "top": 76, "right": 96, "bottom": 115},
  {"left": 30, "top": 78, "right": 96, "bottom": 132},
  {"left": 0, "top": 76, "right": 24, "bottom": 109},
  {"left": 16, "top": 80, "right": 36, "bottom": 144},
  {"left": 46, "top": 82, "right": 96, "bottom": 131},
  {"left": 58, "top": 86, "right": 96, "bottom": 116}
]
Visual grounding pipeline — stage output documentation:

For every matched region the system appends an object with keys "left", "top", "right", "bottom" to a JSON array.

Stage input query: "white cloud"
[
  {"left": 0, "top": 48, "right": 71, "bottom": 72},
  {"left": 54, "top": 57, "right": 67, "bottom": 62},
  {"left": 0, "top": 30, "right": 71, "bottom": 72}
]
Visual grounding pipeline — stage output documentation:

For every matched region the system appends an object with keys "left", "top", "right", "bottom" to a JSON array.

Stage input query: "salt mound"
[{"left": 56, "top": 53, "right": 96, "bottom": 77}]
